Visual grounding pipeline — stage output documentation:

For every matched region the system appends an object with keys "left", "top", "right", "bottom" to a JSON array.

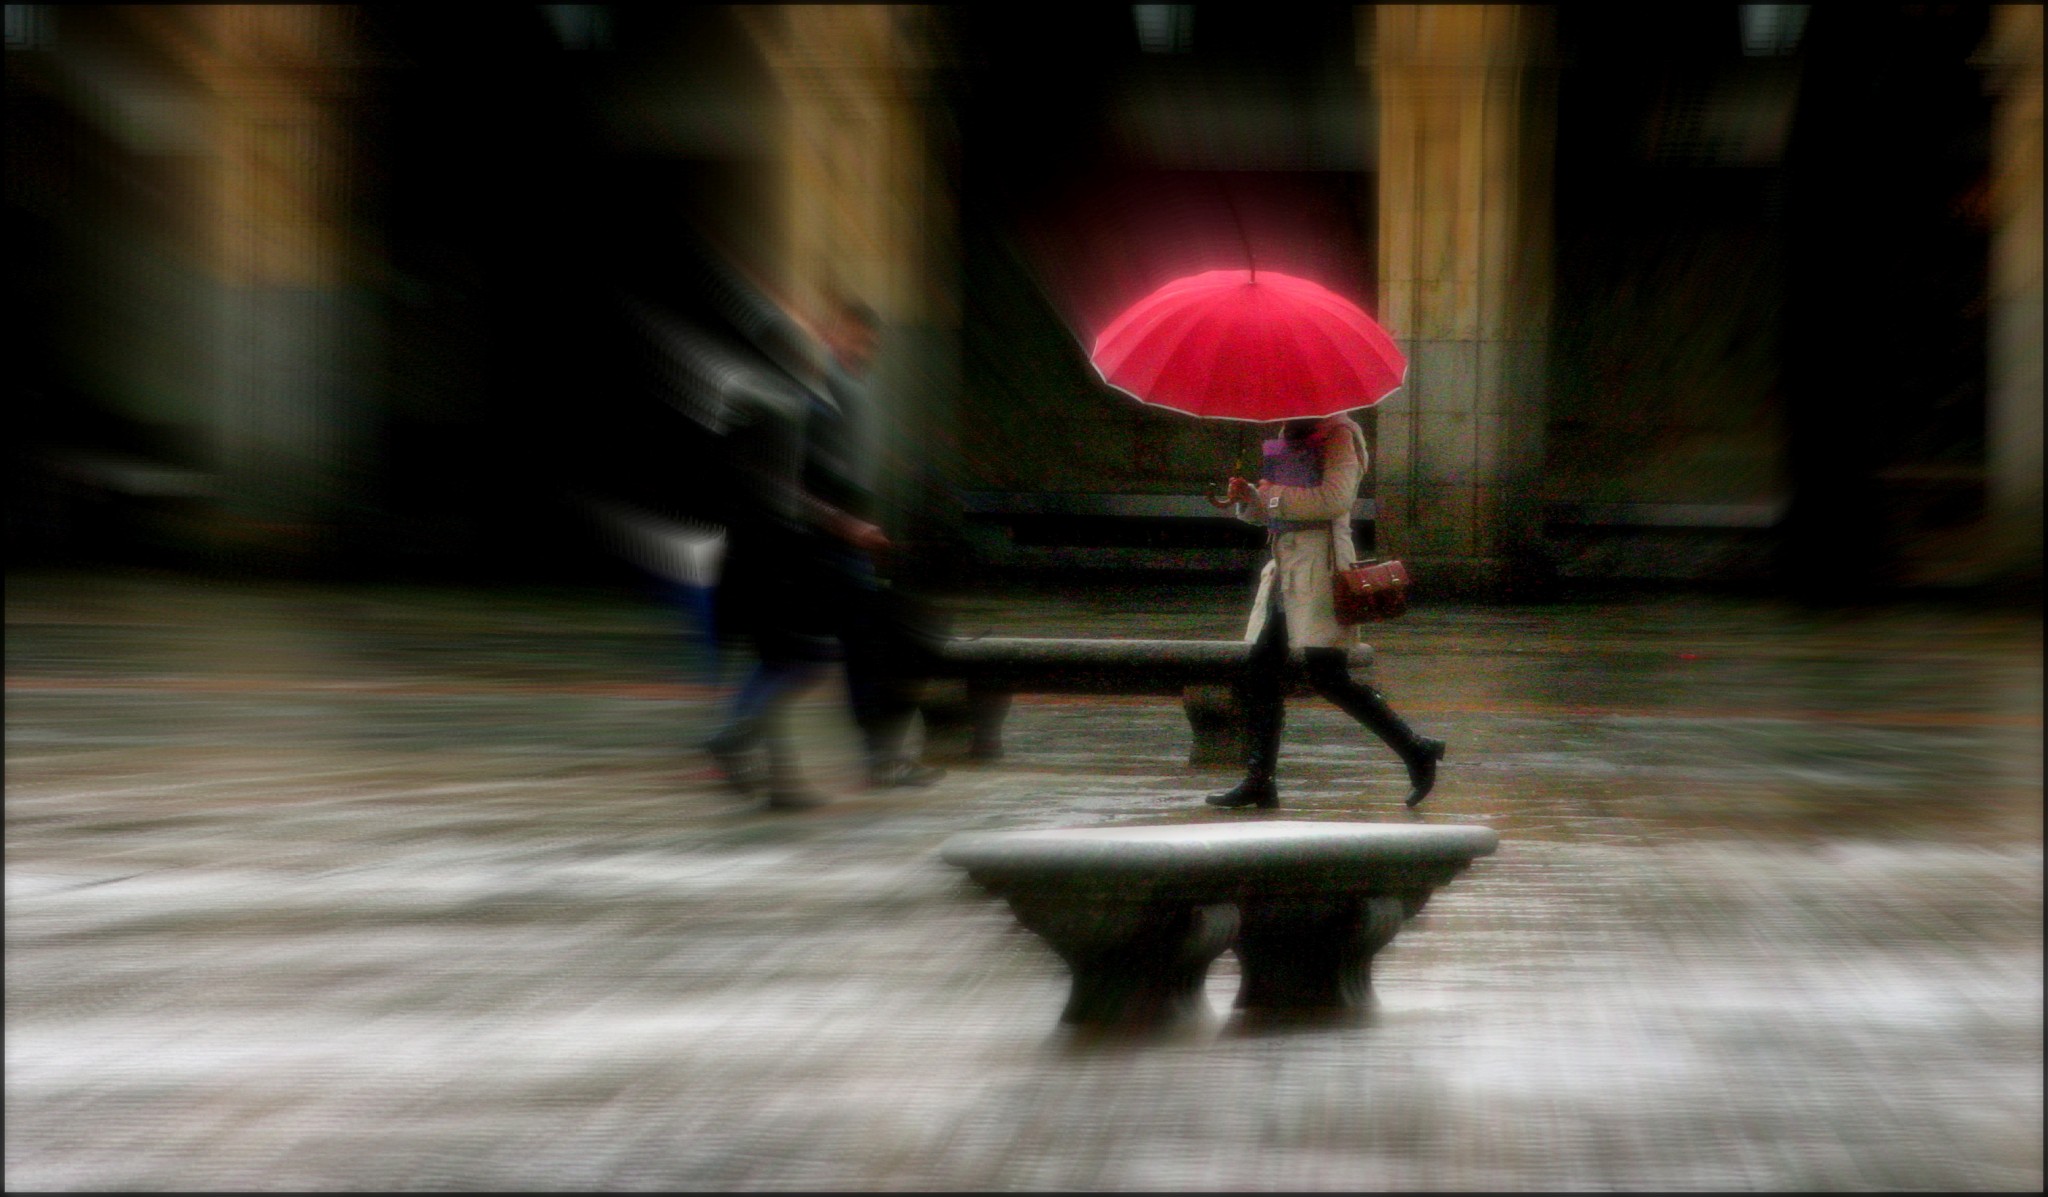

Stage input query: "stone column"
[
  {"left": 1370, "top": 6, "right": 1556, "bottom": 597},
  {"left": 740, "top": 6, "right": 959, "bottom": 548},
  {"left": 1983, "top": 6, "right": 2044, "bottom": 588},
  {"left": 155, "top": 6, "right": 372, "bottom": 571}
]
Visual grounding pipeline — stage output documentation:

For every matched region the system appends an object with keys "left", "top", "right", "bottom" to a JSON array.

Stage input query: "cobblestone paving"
[{"left": 6, "top": 569, "right": 2042, "bottom": 1190}]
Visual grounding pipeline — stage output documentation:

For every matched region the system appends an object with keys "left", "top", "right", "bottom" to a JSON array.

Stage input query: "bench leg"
[
  {"left": 966, "top": 685, "right": 1011, "bottom": 761},
  {"left": 914, "top": 681, "right": 975, "bottom": 762},
  {"left": 1182, "top": 685, "right": 1247, "bottom": 768},
  {"left": 1232, "top": 894, "right": 1408, "bottom": 1014},
  {"left": 914, "top": 680, "right": 1006, "bottom": 762},
  {"left": 1004, "top": 896, "right": 1239, "bottom": 1028}
]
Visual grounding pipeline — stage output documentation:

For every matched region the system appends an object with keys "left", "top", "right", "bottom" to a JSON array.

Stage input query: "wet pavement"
[{"left": 5, "top": 568, "right": 2041, "bottom": 1190}]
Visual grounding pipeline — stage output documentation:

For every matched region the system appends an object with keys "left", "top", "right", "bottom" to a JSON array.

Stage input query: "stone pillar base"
[
  {"left": 1006, "top": 897, "right": 1239, "bottom": 1028},
  {"left": 1234, "top": 894, "right": 1410, "bottom": 1014}
]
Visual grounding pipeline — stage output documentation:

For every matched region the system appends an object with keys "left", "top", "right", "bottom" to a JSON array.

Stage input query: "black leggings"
[{"left": 1238, "top": 602, "right": 1423, "bottom": 773}]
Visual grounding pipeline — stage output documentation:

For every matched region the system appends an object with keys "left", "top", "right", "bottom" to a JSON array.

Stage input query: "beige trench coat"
[{"left": 1235, "top": 414, "right": 1368, "bottom": 650}]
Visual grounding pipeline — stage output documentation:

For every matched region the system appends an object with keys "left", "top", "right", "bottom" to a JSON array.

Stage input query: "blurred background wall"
[{"left": 6, "top": 4, "right": 2039, "bottom": 600}]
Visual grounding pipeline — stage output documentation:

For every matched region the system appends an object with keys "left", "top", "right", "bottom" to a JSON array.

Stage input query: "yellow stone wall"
[
  {"left": 738, "top": 5, "right": 954, "bottom": 536},
  {"left": 127, "top": 5, "right": 367, "bottom": 557},
  {"left": 739, "top": 5, "right": 939, "bottom": 332},
  {"left": 140, "top": 6, "right": 358, "bottom": 290},
  {"left": 1371, "top": 5, "right": 1554, "bottom": 589}
]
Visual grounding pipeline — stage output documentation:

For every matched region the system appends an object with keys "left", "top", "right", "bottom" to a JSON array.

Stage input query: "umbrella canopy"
[{"left": 1089, "top": 269, "right": 1406, "bottom": 422}]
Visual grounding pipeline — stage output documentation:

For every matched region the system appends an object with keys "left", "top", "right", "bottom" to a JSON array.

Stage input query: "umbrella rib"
[
  {"left": 1276, "top": 279, "right": 1394, "bottom": 341},
  {"left": 1093, "top": 276, "right": 1242, "bottom": 394},
  {"left": 1282, "top": 309, "right": 1391, "bottom": 413},
  {"left": 1144, "top": 290, "right": 1263, "bottom": 417},
  {"left": 1093, "top": 278, "right": 1208, "bottom": 368},
  {"left": 1267, "top": 280, "right": 1404, "bottom": 410},
  {"left": 1092, "top": 270, "right": 1241, "bottom": 358},
  {"left": 1098, "top": 297, "right": 1225, "bottom": 393}
]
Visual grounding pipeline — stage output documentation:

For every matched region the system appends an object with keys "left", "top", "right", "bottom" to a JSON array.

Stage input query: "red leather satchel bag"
[{"left": 1333, "top": 558, "right": 1410, "bottom": 624}]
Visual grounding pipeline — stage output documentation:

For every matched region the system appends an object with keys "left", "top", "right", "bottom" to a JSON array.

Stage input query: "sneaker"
[
  {"left": 867, "top": 759, "right": 946, "bottom": 789},
  {"left": 765, "top": 787, "right": 828, "bottom": 812},
  {"left": 704, "top": 737, "right": 763, "bottom": 800}
]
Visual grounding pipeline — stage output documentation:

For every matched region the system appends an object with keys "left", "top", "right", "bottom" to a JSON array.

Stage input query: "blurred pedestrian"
[
  {"left": 700, "top": 311, "right": 887, "bottom": 810},
  {"left": 1207, "top": 413, "right": 1445, "bottom": 809},
  {"left": 806, "top": 296, "right": 946, "bottom": 790}
]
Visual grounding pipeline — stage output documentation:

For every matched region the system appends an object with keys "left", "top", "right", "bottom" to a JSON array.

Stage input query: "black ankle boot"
[
  {"left": 1205, "top": 775, "right": 1279, "bottom": 809},
  {"left": 1314, "top": 667, "right": 1444, "bottom": 809},
  {"left": 1404, "top": 737, "right": 1447, "bottom": 808},
  {"left": 1209, "top": 677, "right": 1282, "bottom": 809}
]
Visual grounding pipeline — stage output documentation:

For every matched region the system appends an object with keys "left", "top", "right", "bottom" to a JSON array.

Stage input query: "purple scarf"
[{"left": 1262, "top": 436, "right": 1323, "bottom": 488}]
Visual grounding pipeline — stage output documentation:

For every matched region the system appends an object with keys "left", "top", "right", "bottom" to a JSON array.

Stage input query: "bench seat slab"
[
  {"left": 916, "top": 639, "right": 1374, "bottom": 765},
  {"left": 943, "top": 822, "right": 1498, "bottom": 1027}
]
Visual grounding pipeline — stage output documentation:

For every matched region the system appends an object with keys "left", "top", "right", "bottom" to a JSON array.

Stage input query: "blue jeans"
[
  {"left": 704, "top": 545, "right": 868, "bottom": 766},
  {"left": 706, "top": 656, "right": 829, "bottom": 761},
  {"left": 657, "top": 578, "right": 721, "bottom": 682},
  {"left": 819, "top": 546, "right": 893, "bottom": 764}
]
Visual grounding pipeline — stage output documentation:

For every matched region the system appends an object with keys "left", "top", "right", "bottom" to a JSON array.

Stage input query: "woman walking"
[{"left": 1208, "top": 414, "right": 1446, "bottom": 810}]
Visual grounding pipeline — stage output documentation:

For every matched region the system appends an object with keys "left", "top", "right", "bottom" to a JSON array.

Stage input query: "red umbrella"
[{"left": 1089, "top": 268, "right": 1406, "bottom": 423}]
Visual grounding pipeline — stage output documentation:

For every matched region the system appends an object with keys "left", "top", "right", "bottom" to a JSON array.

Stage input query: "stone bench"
[
  {"left": 941, "top": 821, "right": 1498, "bottom": 1029},
  {"left": 914, "top": 638, "right": 1375, "bottom": 766},
  {"left": 956, "top": 490, "right": 1374, "bottom": 572}
]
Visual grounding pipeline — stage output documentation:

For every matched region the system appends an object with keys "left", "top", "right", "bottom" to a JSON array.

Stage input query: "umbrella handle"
[{"left": 1204, "top": 449, "right": 1249, "bottom": 508}]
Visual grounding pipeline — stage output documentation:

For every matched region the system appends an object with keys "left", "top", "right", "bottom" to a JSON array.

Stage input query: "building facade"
[{"left": 7, "top": 5, "right": 2039, "bottom": 596}]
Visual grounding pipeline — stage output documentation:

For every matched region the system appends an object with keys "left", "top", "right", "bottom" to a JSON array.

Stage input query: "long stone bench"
[
  {"left": 940, "top": 821, "right": 1498, "bottom": 1029},
  {"left": 956, "top": 490, "right": 1374, "bottom": 572},
  {"left": 914, "top": 638, "right": 1375, "bottom": 766}
]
